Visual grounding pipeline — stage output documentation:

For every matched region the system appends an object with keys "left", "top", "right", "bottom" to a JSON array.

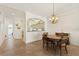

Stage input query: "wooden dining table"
[
  {"left": 48, "top": 35, "right": 69, "bottom": 41},
  {"left": 47, "top": 35, "right": 61, "bottom": 41},
  {"left": 47, "top": 35, "right": 69, "bottom": 55}
]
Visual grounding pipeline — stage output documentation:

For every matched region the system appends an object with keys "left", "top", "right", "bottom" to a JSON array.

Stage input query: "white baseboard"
[{"left": 26, "top": 39, "right": 42, "bottom": 44}]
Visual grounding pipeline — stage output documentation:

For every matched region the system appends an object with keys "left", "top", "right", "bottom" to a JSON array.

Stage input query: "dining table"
[{"left": 47, "top": 35, "right": 69, "bottom": 55}]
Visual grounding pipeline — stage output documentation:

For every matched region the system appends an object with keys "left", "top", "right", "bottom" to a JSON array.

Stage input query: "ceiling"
[{"left": 0, "top": 3, "right": 79, "bottom": 18}]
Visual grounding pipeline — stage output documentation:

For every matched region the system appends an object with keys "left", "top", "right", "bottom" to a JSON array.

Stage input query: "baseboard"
[{"left": 26, "top": 39, "right": 42, "bottom": 44}]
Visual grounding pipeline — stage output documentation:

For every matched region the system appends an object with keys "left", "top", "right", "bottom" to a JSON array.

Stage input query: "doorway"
[{"left": 8, "top": 24, "right": 13, "bottom": 39}]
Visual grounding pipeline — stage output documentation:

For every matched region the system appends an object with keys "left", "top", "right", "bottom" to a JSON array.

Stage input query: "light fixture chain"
[{"left": 53, "top": 0, "right": 54, "bottom": 16}]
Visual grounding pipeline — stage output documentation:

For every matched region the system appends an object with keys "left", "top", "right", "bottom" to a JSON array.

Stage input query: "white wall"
[
  {"left": 0, "top": 13, "right": 5, "bottom": 46},
  {"left": 47, "top": 8, "right": 79, "bottom": 46},
  {"left": 26, "top": 12, "right": 47, "bottom": 43}
]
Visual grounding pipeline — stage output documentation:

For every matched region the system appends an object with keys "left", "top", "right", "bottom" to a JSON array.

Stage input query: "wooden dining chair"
[
  {"left": 42, "top": 32, "right": 54, "bottom": 50},
  {"left": 58, "top": 37, "right": 68, "bottom": 55},
  {"left": 42, "top": 32, "right": 48, "bottom": 49},
  {"left": 62, "top": 33, "right": 70, "bottom": 45},
  {"left": 55, "top": 32, "right": 70, "bottom": 45}
]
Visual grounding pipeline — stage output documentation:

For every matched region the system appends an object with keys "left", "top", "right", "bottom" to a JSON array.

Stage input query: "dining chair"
[
  {"left": 58, "top": 37, "right": 68, "bottom": 55},
  {"left": 62, "top": 33, "right": 70, "bottom": 45},
  {"left": 55, "top": 32, "right": 70, "bottom": 45},
  {"left": 42, "top": 32, "right": 48, "bottom": 49},
  {"left": 42, "top": 32, "right": 53, "bottom": 50}
]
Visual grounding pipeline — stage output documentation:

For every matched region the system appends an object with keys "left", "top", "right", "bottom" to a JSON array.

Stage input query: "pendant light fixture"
[{"left": 50, "top": 1, "right": 58, "bottom": 24}]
